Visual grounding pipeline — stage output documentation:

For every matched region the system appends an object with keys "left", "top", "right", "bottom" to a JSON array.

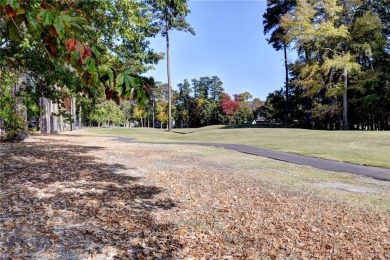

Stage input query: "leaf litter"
[{"left": 0, "top": 134, "right": 389, "bottom": 259}]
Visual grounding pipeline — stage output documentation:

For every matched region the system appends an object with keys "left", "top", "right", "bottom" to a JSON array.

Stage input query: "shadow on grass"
[{"left": 0, "top": 141, "right": 181, "bottom": 258}]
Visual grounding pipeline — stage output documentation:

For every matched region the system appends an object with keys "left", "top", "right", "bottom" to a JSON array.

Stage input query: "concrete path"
[{"left": 113, "top": 137, "right": 390, "bottom": 181}]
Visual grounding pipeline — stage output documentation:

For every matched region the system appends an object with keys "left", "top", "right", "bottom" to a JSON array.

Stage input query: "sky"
[{"left": 144, "top": 0, "right": 289, "bottom": 101}]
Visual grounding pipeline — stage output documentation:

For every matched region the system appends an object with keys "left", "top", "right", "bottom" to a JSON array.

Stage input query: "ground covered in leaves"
[{"left": 1, "top": 133, "right": 389, "bottom": 259}]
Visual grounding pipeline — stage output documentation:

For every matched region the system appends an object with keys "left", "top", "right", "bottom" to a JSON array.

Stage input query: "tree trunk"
[
  {"left": 342, "top": 67, "right": 349, "bottom": 130},
  {"left": 50, "top": 101, "right": 58, "bottom": 133},
  {"left": 9, "top": 73, "right": 28, "bottom": 139},
  {"left": 284, "top": 45, "right": 289, "bottom": 126},
  {"left": 70, "top": 97, "right": 76, "bottom": 131},
  {"left": 79, "top": 105, "right": 82, "bottom": 129},
  {"left": 166, "top": 27, "right": 172, "bottom": 131},
  {"left": 40, "top": 97, "right": 51, "bottom": 133},
  {"left": 59, "top": 114, "right": 64, "bottom": 131},
  {"left": 306, "top": 98, "right": 312, "bottom": 129},
  {"left": 152, "top": 100, "right": 155, "bottom": 128}
]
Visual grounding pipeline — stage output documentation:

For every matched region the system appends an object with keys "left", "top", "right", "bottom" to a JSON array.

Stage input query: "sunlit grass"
[
  {"left": 174, "top": 144, "right": 390, "bottom": 213},
  {"left": 83, "top": 126, "right": 390, "bottom": 168}
]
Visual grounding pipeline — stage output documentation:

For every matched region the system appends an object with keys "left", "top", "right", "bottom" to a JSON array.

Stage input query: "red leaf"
[
  {"left": 82, "top": 45, "right": 92, "bottom": 59},
  {"left": 49, "top": 25, "right": 58, "bottom": 36},
  {"left": 220, "top": 94, "right": 239, "bottom": 116},
  {"left": 65, "top": 38, "right": 77, "bottom": 52},
  {"left": 75, "top": 41, "right": 85, "bottom": 58},
  {"left": 40, "top": 1, "right": 48, "bottom": 9},
  {"left": 5, "top": 6, "right": 16, "bottom": 19},
  {"left": 49, "top": 45, "right": 57, "bottom": 55}
]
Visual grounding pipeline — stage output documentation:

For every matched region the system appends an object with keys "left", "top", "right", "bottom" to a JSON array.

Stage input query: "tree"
[
  {"left": 176, "top": 79, "right": 191, "bottom": 127},
  {"left": 0, "top": 72, "right": 24, "bottom": 137},
  {"left": 147, "top": 0, "right": 195, "bottom": 131},
  {"left": 195, "top": 98, "right": 216, "bottom": 126},
  {"left": 192, "top": 76, "right": 224, "bottom": 101},
  {"left": 251, "top": 98, "right": 265, "bottom": 120},
  {"left": 209, "top": 76, "right": 224, "bottom": 101},
  {"left": 220, "top": 94, "right": 239, "bottom": 125},
  {"left": 264, "top": 89, "right": 285, "bottom": 122},
  {"left": 90, "top": 100, "right": 124, "bottom": 127},
  {"left": 234, "top": 92, "right": 254, "bottom": 123},
  {"left": 133, "top": 106, "right": 147, "bottom": 127},
  {"left": 263, "top": 0, "right": 296, "bottom": 125},
  {"left": 119, "top": 101, "right": 135, "bottom": 126},
  {"left": 151, "top": 81, "right": 170, "bottom": 128},
  {"left": 0, "top": 0, "right": 159, "bottom": 136},
  {"left": 281, "top": 0, "right": 384, "bottom": 130},
  {"left": 156, "top": 101, "right": 168, "bottom": 129}
]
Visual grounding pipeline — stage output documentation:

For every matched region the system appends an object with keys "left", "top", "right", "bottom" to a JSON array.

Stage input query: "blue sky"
[{"left": 144, "top": 0, "right": 288, "bottom": 101}]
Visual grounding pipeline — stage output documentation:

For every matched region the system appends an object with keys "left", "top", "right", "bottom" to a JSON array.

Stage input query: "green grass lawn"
[{"left": 84, "top": 125, "right": 390, "bottom": 168}]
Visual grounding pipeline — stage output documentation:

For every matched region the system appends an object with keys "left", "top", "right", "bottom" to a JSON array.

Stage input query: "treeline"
[
  {"left": 86, "top": 76, "right": 266, "bottom": 128},
  {"left": 263, "top": 0, "right": 390, "bottom": 130}
]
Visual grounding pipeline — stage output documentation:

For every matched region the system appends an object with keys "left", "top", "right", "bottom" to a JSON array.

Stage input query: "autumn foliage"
[
  {"left": 220, "top": 94, "right": 239, "bottom": 124},
  {"left": 65, "top": 38, "right": 92, "bottom": 64}
]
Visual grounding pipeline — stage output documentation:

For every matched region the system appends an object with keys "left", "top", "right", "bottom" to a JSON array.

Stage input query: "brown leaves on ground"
[
  {"left": 0, "top": 139, "right": 181, "bottom": 259},
  {"left": 152, "top": 168, "right": 390, "bottom": 258},
  {"left": 0, "top": 134, "right": 389, "bottom": 259}
]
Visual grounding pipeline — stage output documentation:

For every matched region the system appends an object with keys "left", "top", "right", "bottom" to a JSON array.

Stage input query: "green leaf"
[
  {"left": 92, "top": 45, "right": 101, "bottom": 58},
  {"left": 25, "top": 13, "right": 40, "bottom": 35},
  {"left": 71, "top": 50, "right": 79, "bottom": 65},
  {"left": 124, "top": 74, "right": 136, "bottom": 88},
  {"left": 92, "top": 72, "right": 99, "bottom": 85},
  {"left": 125, "top": 88, "right": 133, "bottom": 99},
  {"left": 116, "top": 74, "right": 124, "bottom": 87},
  {"left": 53, "top": 17, "right": 65, "bottom": 38},
  {"left": 16, "top": 7, "right": 25, "bottom": 15},
  {"left": 39, "top": 10, "right": 54, "bottom": 26},
  {"left": 69, "top": 16, "right": 88, "bottom": 30},
  {"left": 70, "top": 23, "right": 82, "bottom": 30},
  {"left": 88, "top": 58, "right": 96, "bottom": 73},
  {"left": 107, "top": 68, "right": 114, "bottom": 87},
  {"left": 64, "top": 21, "right": 71, "bottom": 31},
  {"left": 59, "top": 13, "right": 71, "bottom": 23},
  {"left": 6, "top": 0, "right": 19, "bottom": 9},
  {"left": 98, "top": 65, "right": 108, "bottom": 75},
  {"left": 116, "top": 85, "right": 124, "bottom": 96},
  {"left": 8, "top": 21, "right": 20, "bottom": 41},
  {"left": 124, "top": 67, "right": 138, "bottom": 75},
  {"left": 71, "top": 16, "right": 88, "bottom": 24}
]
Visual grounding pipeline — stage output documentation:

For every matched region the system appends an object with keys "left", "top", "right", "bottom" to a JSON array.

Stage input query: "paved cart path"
[{"left": 113, "top": 136, "right": 390, "bottom": 181}]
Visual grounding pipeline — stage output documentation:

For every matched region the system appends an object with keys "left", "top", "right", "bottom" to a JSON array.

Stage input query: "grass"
[
  {"left": 84, "top": 125, "right": 390, "bottom": 168},
  {"left": 171, "top": 144, "right": 390, "bottom": 213}
]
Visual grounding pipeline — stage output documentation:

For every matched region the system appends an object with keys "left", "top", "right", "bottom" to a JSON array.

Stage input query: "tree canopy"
[
  {"left": 263, "top": 0, "right": 390, "bottom": 130},
  {"left": 0, "top": 0, "right": 162, "bottom": 136}
]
